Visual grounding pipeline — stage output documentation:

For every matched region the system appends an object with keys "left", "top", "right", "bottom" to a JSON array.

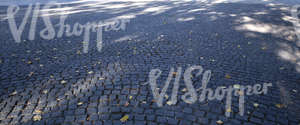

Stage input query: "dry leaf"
[
  {"left": 261, "top": 47, "right": 267, "bottom": 50},
  {"left": 279, "top": 67, "right": 285, "bottom": 70},
  {"left": 42, "top": 90, "right": 48, "bottom": 94},
  {"left": 253, "top": 103, "right": 259, "bottom": 107},
  {"left": 34, "top": 109, "right": 42, "bottom": 114},
  {"left": 164, "top": 95, "right": 169, "bottom": 99},
  {"left": 237, "top": 45, "right": 241, "bottom": 48},
  {"left": 166, "top": 101, "right": 173, "bottom": 105},
  {"left": 216, "top": 120, "right": 223, "bottom": 124},
  {"left": 233, "top": 84, "right": 240, "bottom": 89},
  {"left": 225, "top": 74, "right": 231, "bottom": 79},
  {"left": 27, "top": 61, "right": 32, "bottom": 64},
  {"left": 76, "top": 50, "right": 81, "bottom": 55},
  {"left": 33, "top": 115, "right": 42, "bottom": 121},
  {"left": 120, "top": 115, "right": 129, "bottom": 122},
  {"left": 88, "top": 71, "right": 94, "bottom": 74},
  {"left": 226, "top": 108, "right": 232, "bottom": 113},
  {"left": 292, "top": 89, "right": 297, "bottom": 93},
  {"left": 99, "top": 77, "right": 105, "bottom": 80},
  {"left": 275, "top": 104, "right": 284, "bottom": 108},
  {"left": 60, "top": 80, "right": 67, "bottom": 84},
  {"left": 181, "top": 88, "right": 187, "bottom": 92},
  {"left": 124, "top": 102, "right": 129, "bottom": 107},
  {"left": 10, "top": 91, "right": 17, "bottom": 96},
  {"left": 28, "top": 72, "right": 34, "bottom": 77},
  {"left": 77, "top": 102, "right": 83, "bottom": 106}
]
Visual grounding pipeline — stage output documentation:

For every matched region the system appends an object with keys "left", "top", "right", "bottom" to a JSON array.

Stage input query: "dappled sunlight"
[
  {"left": 277, "top": 42, "right": 300, "bottom": 72},
  {"left": 235, "top": 16, "right": 298, "bottom": 42}
]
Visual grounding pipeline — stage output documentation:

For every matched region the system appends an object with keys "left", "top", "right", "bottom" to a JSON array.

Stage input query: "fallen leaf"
[
  {"left": 233, "top": 84, "right": 240, "bottom": 89},
  {"left": 88, "top": 71, "right": 94, "bottom": 74},
  {"left": 275, "top": 104, "right": 284, "bottom": 108},
  {"left": 39, "top": 64, "right": 44, "bottom": 67},
  {"left": 226, "top": 108, "right": 232, "bottom": 113},
  {"left": 28, "top": 72, "right": 34, "bottom": 77},
  {"left": 261, "top": 47, "right": 267, "bottom": 50},
  {"left": 253, "top": 103, "right": 259, "bottom": 108},
  {"left": 33, "top": 115, "right": 42, "bottom": 121},
  {"left": 10, "top": 91, "right": 17, "bottom": 96},
  {"left": 120, "top": 115, "right": 129, "bottom": 122},
  {"left": 237, "top": 45, "right": 241, "bottom": 48},
  {"left": 225, "top": 74, "right": 231, "bottom": 79},
  {"left": 124, "top": 102, "right": 129, "bottom": 107},
  {"left": 60, "top": 80, "right": 67, "bottom": 84},
  {"left": 99, "top": 77, "right": 105, "bottom": 80},
  {"left": 292, "top": 89, "right": 297, "bottom": 93},
  {"left": 129, "top": 96, "right": 133, "bottom": 100},
  {"left": 166, "top": 101, "right": 173, "bottom": 105},
  {"left": 216, "top": 120, "right": 223, "bottom": 124},
  {"left": 181, "top": 88, "right": 187, "bottom": 92},
  {"left": 42, "top": 90, "right": 48, "bottom": 94},
  {"left": 164, "top": 95, "right": 169, "bottom": 99},
  {"left": 77, "top": 102, "right": 83, "bottom": 106},
  {"left": 248, "top": 42, "right": 252, "bottom": 45},
  {"left": 34, "top": 109, "right": 42, "bottom": 114},
  {"left": 76, "top": 50, "right": 81, "bottom": 55},
  {"left": 172, "top": 72, "right": 177, "bottom": 75},
  {"left": 27, "top": 61, "right": 32, "bottom": 64}
]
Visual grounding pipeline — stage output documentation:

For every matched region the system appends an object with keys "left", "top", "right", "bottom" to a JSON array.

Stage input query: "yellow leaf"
[
  {"left": 61, "top": 80, "right": 67, "bottom": 84},
  {"left": 129, "top": 96, "right": 133, "bottom": 100},
  {"left": 233, "top": 84, "right": 240, "bottom": 89},
  {"left": 237, "top": 45, "right": 241, "bottom": 48},
  {"left": 77, "top": 102, "right": 83, "bottom": 106},
  {"left": 120, "top": 115, "right": 129, "bottom": 122},
  {"left": 181, "top": 88, "right": 187, "bottom": 92},
  {"left": 27, "top": 61, "right": 32, "bottom": 64},
  {"left": 10, "top": 91, "right": 17, "bottom": 96},
  {"left": 88, "top": 71, "right": 94, "bottom": 74},
  {"left": 225, "top": 74, "right": 231, "bottom": 79},
  {"left": 226, "top": 108, "right": 232, "bottom": 113},
  {"left": 34, "top": 109, "right": 42, "bottom": 114},
  {"left": 275, "top": 104, "right": 284, "bottom": 108},
  {"left": 253, "top": 103, "right": 259, "bottom": 108},
  {"left": 33, "top": 115, "right": 42, "bottom": 121},
  {"left": 164, "top": 95, "right": 169, "bottom": 99},
  {"left": 166, "top": 101, "right": 173, "bottom": 105},
  {"left": 216, "top": 120, "right": 223, "bottom": 124}
]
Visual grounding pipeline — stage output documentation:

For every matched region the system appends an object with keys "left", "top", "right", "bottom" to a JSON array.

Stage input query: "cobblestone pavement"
[{"left": 0, "top": 0, "right": 300, "bottom": 125}]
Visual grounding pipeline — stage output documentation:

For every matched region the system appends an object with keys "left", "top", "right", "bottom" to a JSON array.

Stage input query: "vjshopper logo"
[
  {"left": 146, "top": 65, "right": 272, "bottom": 117},
  {"left": 6, "top": 2, "right": 130, "bottom": 53}
]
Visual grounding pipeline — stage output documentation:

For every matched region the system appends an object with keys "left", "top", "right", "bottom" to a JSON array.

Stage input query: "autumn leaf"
[
  {"left": 120, "top": 115, "right": 129, "bottom": 122},
  {"left": 27, "top": 61, "right": 32, "bottom": 64},
  {"left": 226, "top": 108, "right": 232, "bottom": 113},
  {"left": 166, "top": 101, "right": 173, "bottom": 105},
  {"left": 275, "top": 104, "right": 284, "bottom": 108},
  {"left": 233, "top": 84, "right": 240, "bottom": 89},
  {"left": 10, "top": 91, "right": 17, "bottom": 96},
  {"left": 225, "top": 74, "right": 231, "bottom": 79},
  {"left": 77, "top": 102, "right": 83, "bottom": 106},
  {"left": 124, "top": 102, "right": 129, "bottom": 107},
  {"left": 28, "top": 72, "right": 34, "bottom": 77},
  {"left": 129, "top": 96, "right": 133, "bottom": 100},
  {"left": 60, "top": 80, "right": 67, "bottom": 84},
  {"left": 88, "top": 71, "right": 94, "bottom": 74},
  {"left": 34, "top": 109, "right": 42, "bottom": 114},
  {"left": 216, "top": 120, "right": 223, "bottom": 124},
  {"left": 33, "top": 115, "right": 42, "bottom": 121},
  {"left": 253, "top": 103, "right": 259, "bottom": 108}
]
